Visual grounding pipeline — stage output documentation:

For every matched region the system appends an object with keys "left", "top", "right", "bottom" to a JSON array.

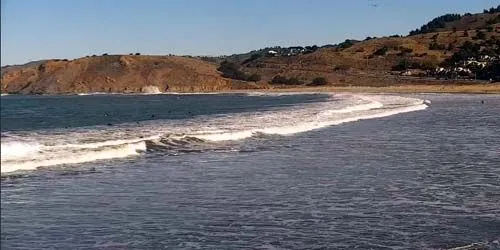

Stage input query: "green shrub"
[
  {"left": 476, "top": 31, "right": 486, "bottom": 40},
  {"left": 334, "top": 64, "right": 350, "bottom": 71},
  {"left": 409, "top": 13, "right": 462, "bottom": 35},
  {"left": 247, "top": 73, "right": 261, "bottom": 82},
  {"left": 429, "top": 42, "right": 446, "bottom": 50},
  {"left": 217, "top": 61, "right": 248, "bottom": 80},
  {"left": 308, "top": 77, "right": 328, "bottom": 86},
  {"left": 271, "top": 75, "right": 288, "bottom": 84},
  {"left": 270, "top": 75, "right": 303, "bottom": 85},
  {"left": 373, "top": 46, "right": 389, "bottom": 56},
  {"left": 287, "top": 77, "right": 303, "bottom": 85}
]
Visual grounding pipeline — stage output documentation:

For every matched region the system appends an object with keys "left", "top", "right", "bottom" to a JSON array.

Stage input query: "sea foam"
[{"left": 1, "top": 94, "right": 428, "bottom": 173}]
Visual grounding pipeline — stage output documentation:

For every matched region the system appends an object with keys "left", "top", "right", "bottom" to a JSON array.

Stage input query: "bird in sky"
[{"left": 369, "top": 0, "right": 379, "bottom": 8}]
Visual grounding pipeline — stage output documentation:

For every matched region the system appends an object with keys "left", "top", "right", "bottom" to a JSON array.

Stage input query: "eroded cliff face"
[{"left": 1, "top": 55, "right": 232, "bottom": 94}]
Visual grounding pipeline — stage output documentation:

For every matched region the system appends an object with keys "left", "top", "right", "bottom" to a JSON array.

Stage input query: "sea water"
[{"left": 1, "top": 93, "right": 499, "bottom": 249}]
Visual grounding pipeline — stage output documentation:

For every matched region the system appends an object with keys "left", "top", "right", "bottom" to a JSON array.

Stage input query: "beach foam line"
[
  {"left": 48, "top": 135, "right": 161, "bottom": 149},
  {"left": 1, "top": 142, "right": 146, "bottom": 173},
  {"left": 195, "top": 102, "right": 427, "bottom": 142}
]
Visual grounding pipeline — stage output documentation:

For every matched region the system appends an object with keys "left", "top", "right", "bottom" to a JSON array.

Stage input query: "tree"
[
  {"left": 409, "top": 13, "right": 461, "bottom": 35},
  {"left": 287, "top": 77, "right": 303, "bottom": 85},
  {"left": 399, "top": 47, "right": 413, "bottom": 54},
  {"left": 217, "top": 61, "right": 248, "bottom": 80},
  {"left": 484, "top": 5, "right": 500, "bottom": 14},
  {"left": 270, "top": 75, "right": 288, "bottom": 84},
  {"left": 419, "top": 60, "right": 438, "bottom": 70},
  {"left": 247, "top": 73, "right": 261, "bottom": 82},
  {"left": 241, "top": 54, "right": 262, "bottom": 65},
  {"left": 393, "top": 59, "right": 411, "bottom": 71},
  {"left": 270, "top": 75, "right": 303, "bottom": 85},
  {"left": 429, "top": 42, "right": 445, "bottom": 50},
  {"left": 442, "top": 41, "right": 481, "bottom": 66},
  {"left": 476, "top": 31, "right": 486, "bottom": 40},
  {"left": 373, "top": 46, "right": 389, "bottom": 56},
  {"left": 309, "top": 77, "right": 328, "bottom": 86},
  {"left": 337, "top": 39, "right": 358, "bottom": 49}
]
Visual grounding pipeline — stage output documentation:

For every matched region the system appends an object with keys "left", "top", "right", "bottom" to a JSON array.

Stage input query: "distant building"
[{"left": 267, "top": 50, "right": 278, "bottom": 56}]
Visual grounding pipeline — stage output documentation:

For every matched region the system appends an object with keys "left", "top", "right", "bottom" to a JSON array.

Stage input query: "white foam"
[
  {"left": 50, "top": 135, "right": 160, "bottom": 149},
  {"left": 1, "top": 142, "right": 146, "bottom": 173},
  {"left": 76, "top": 92, "right": 127, "bottom": 96},
  {"left": 1, "top": 142, "right": 41, "bottom": 160},
  {"left": 192, "top": 95, "right": 427, "bottom": 142},
  {"left": 319, "top": 101, "right": 383, "bottom": 115},
  {"left": 244, "top": 92, "right": 318, "bottom": 97},
  {"left": 195, "top": 130, "right": 256, "bottom": 141},
  {"left": 196, "top": 103, "right": 427, "bottom": 142},
  {"left": 76, "top": 92, "right": 108, "bottom": 96},
  {"left": 141, "top": 85, "right": 163, "bottom": 94}
]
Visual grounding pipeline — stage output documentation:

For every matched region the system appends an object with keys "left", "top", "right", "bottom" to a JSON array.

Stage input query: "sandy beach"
[{"left": 228, "top": 83, "right": 500, "bottom": 94}]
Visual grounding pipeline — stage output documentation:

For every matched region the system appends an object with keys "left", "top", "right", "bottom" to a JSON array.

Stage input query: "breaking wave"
[{"left": 1, "top": 94, "right": 429, "bottom": 173}]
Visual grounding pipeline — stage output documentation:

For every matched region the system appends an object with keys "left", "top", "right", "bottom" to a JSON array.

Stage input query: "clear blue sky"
[{"left": 1, "top": 0, "right": 498, "bottom": 65}]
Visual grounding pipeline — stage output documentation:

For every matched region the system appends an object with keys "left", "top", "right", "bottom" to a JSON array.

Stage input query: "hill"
[
  {"left": 214, "top": 8, "right": 500, "bottom": 86},
  {"left": 1, "top": 55, "right": 232, "bottom": 94}
]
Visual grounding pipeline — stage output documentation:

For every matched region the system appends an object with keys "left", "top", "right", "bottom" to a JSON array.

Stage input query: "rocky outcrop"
[{"left": 1, "top": 55, "right": 232, "bottom": 94}]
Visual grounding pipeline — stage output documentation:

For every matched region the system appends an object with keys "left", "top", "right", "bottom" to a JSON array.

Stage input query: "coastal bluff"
[{"left": 1, "top": 55, "right": 232, "bottom": 94}]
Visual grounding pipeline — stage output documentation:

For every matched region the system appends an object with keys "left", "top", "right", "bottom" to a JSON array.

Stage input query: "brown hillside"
[
  {"left": 1, "top": 55, "right": 232, "bottom": 94},
  {"left": 240, "top": 12, "right": 500, "bottom": 86}
]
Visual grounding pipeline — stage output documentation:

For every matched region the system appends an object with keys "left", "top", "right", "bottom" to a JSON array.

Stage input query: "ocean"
[{"left": 1, "top": 92, "right": 499, "bottom": 249}]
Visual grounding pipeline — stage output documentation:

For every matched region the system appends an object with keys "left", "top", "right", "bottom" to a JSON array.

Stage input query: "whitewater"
[{"left": 0, "top": 93, "right": 428, "bottom": 173}]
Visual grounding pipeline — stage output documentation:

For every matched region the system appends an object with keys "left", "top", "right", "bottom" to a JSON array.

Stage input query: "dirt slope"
[
  {"left": 237, "top": 12, "right": 500, "bottom": 86},
  {"left": 1, "top": 55, "right": 231, "bottom": 94}
]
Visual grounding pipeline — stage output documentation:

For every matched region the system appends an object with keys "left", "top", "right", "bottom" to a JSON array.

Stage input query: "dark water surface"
[
  {"left": 1, "top": 93, "right": 499, "bottom": 249},
  {"left": 0, "top": 93, "right": 328, "bottom": 131}
]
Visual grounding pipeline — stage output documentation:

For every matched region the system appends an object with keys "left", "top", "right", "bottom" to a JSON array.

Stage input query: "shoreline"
[
  {"left": 2, "top": 84, "right": 500, "bottom": 96},
  {"left": 227, "top": 84, "right": 500, "bottom": 94}
]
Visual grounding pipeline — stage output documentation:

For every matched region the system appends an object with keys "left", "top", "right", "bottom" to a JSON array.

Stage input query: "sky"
[{"left": 1, "top": 0, "right": 498, "bottom": 65}]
